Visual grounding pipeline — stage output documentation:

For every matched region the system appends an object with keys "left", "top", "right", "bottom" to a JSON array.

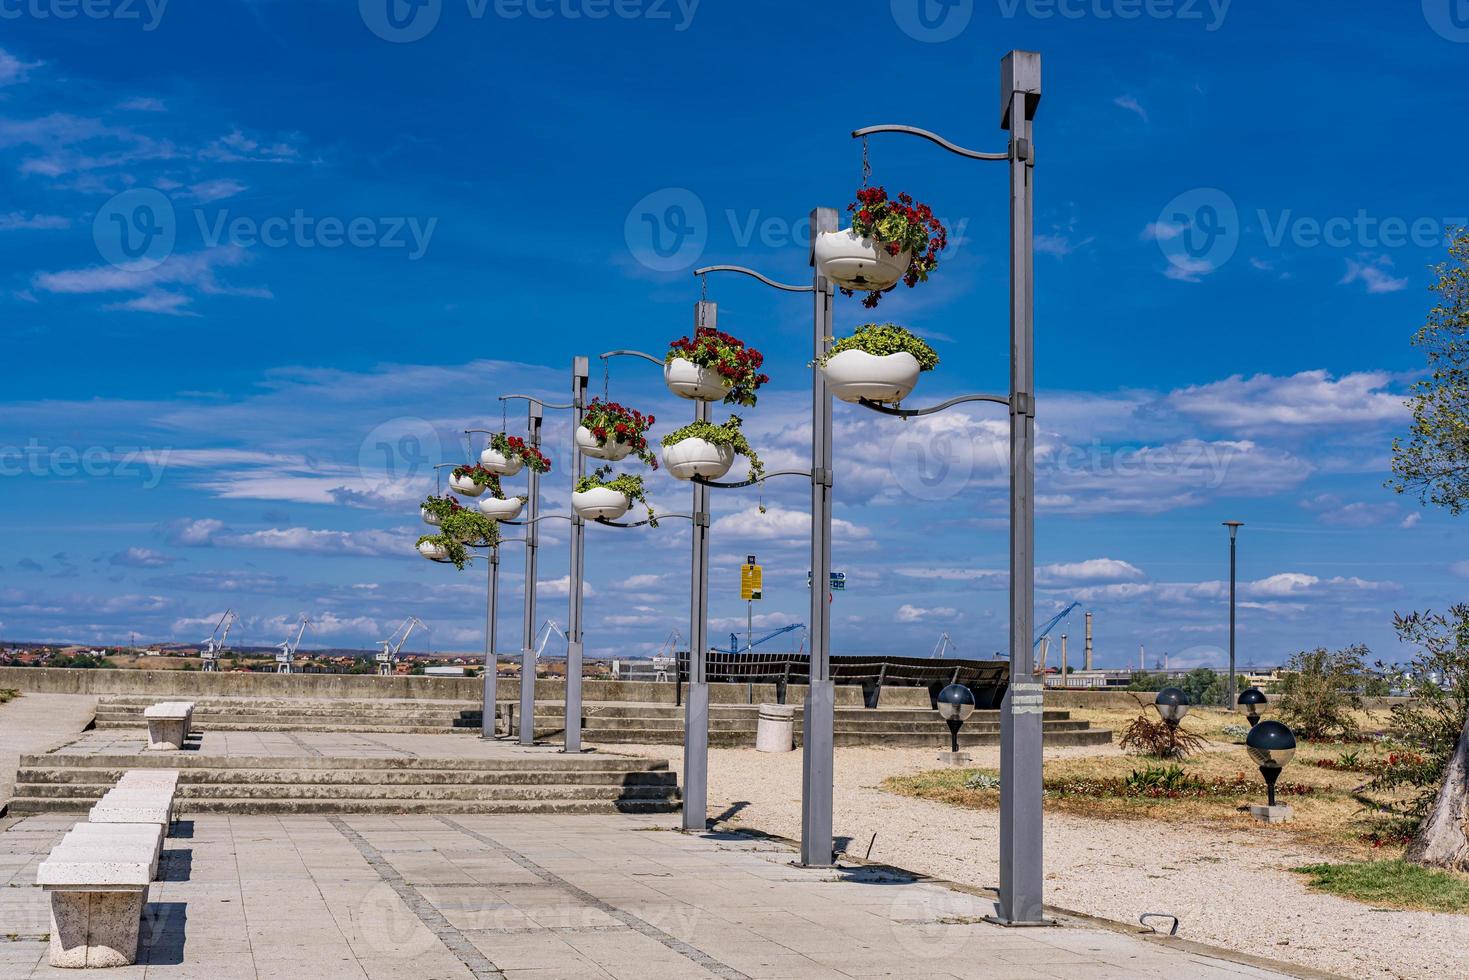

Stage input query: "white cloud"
[
  {"left": 0, "top": 48, "right": 41, "bottom": 86},
  {"left": 1166, "top": 370, "right": 1406, "bottom": 432},
  {"left": 0, "top": 212, "right": 70, "bottom": 231},
  {"left": 110, "top": 547, "right": 176, "bottom": 568},
  {"left": 1113, "top": 95, "right": 1148, "bottom": 123},
  {"left": 118, "top": 97, "right": 166, "bottom": 112},
  {"left": 712, "top": 505, "right": 870, "bottom": 544},
  {"left": 1162, "top": 256, "right": 1218, "bottom": 282},
  {"left": 1340, "top": 254, "right": 1408, "bottom": 294},
  {"left": 895, "top": 604, "right": 959, "bottom": 623},
  {"left": 1401, "top": 512, "right": 1421, "bottom": 529},
  {"left": 1039, "top": 558, "right": 1145, "bottom": 585},
  {"left": 33, "top": 247, "right": 271, "bottom": 315}
]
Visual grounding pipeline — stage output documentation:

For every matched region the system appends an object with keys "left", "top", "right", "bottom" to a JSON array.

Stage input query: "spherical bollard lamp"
[
  {"left": 1238, "top": 686, "right": 1267, "bottom": 727},
  {"left": 937, "top": 683, "right": 977, "bottom": 754},
  {"left": 1245, "top": 720, "right": 1297, "bottom": 808},
  {"left": 1153, "top": 687, "right": 1190, "bottom": 729}
]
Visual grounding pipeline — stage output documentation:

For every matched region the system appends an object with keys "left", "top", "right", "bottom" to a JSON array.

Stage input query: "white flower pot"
[
  {"left": 478, "top": 447, "right": 524, "bottom": 477},
  {"left": 664, "top": 357, "right": 733, "bottom": 401},
  {"left": 449, "top": 473, "right": 486, "bottom": 497},
  {"left": 662, "top": 437, "right": 736, "bottom": 481},
  {"left": 814, "top": 228, "right": 911, "bottom": 291},
  {"left": 417, "top": 540, "right": 449, "bottom": 561},
  {"left": 576, "top": 425, "right": 633, "bottom": 461},
  {"left": 572, "top": 486, "right": 631, "bottom": 521},
  {"left": 478, "top": 496, "right": 524, "bottom": 521},
  {"left": 421, "top": 506, "right": 441, "bottom": 527},
  {"left": 823, "top": 349, "right": 922, "bottom": 404}
]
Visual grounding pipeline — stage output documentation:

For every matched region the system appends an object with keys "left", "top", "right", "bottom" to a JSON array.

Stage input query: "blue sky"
[{"left": 1, "top": 1, "right": 1466, "bottom": 667}]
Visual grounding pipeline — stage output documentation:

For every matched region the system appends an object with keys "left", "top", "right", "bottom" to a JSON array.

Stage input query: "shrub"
[
  {"left": 1118, "top": 713, "right": 1208, "bottom": 759},
  {"left": 1277, "top": 645, "right": 1368, "bottom": 740},
  {"left": 964, "top": 772, "right": 1001, "bottom": 791}
]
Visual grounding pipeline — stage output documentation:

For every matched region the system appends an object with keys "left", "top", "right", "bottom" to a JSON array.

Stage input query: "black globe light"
[
  {"left": 1238, "top": 686, "right": 1268, "bottom": 727},
  {"left": 937, "top": 683, "right": 977, "bottom": 753},
  {"left": 1245, "top": 720, "right": 1297, "bottom": 807},
  {"left": 1153, "top": 687, "right": 1190, "bottom": 729}
]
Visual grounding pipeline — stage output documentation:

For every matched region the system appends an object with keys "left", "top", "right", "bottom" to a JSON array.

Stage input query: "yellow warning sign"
[{"left": 740, "top": 561, "right": 762, "bottom": 601}]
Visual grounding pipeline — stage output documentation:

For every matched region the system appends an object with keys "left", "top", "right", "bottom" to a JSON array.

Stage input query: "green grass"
[
  {"left": 1291, "top": 860, "right": 1469, "bottom": 913},
  {"left": 0, "top": 689, "right": 17, "bottom": 705}
]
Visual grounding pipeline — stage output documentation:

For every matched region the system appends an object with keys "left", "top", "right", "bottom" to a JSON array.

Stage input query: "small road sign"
[
  {"left": 741, "top": 556, "right": 762, "bottom": 601},
  {"left": 807, "top": 571, "right": 846, "bottom": 591}
]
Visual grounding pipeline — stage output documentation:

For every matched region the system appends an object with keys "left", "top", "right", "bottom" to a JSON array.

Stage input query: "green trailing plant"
[
  {"left": 665, "top": 327, "right": 770, "bottom": 407},
  {"left": 417, "top": 533, "right": 468, "bottom": 569},
  {"left": 441, "top": 508, "right": 499, "bottom": 547},
  {"left": 489, "top": 432, "right": 552, "bottom": 473},
  {"left": 575, "top": 465, "right": 657, "bottom": 526},
  {"left": 820, "top": 323, "right": 940, "bottom": 371},
  {"left": 660, "top": 415, "right": 765, "bottom": 483}
]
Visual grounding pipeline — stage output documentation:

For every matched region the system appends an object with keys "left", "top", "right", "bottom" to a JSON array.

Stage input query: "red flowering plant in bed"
[
  {"left": 582, "top": 398, "right": 658, "bottom": 469},
  {"left": 843, "top": 186, "right": 948, "bottom": 308},
  {"left": 664, "top": 327, "right": 771, "bottom": 407}
]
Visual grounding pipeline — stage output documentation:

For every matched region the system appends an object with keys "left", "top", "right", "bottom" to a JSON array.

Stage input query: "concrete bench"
[
  {"left": 37, "top": 823, "right": 163, "bottom": 968},
  {"left": 90, "top": 786, "right": 174, "bottom": 834},
  {"left": 143, "top": 701, "right": 194, "bottom": 751},
  {"left": 117, "top": 769, "right": 180, "bottom": 796},
  {"left": 62, "top": 822, "right": 165, "bottom": 879}
]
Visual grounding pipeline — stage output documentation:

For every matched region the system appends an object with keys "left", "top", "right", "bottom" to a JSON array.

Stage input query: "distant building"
[{"left": 423, "top": 666, "right": 466, "bottom": 677}]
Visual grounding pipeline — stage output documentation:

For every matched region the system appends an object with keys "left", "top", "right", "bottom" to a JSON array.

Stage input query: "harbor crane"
[
  {"left": 201, "top": 609, "right": 237, "bottom": 673},
  {"left": 275, "top": 615, "right": 311, "bottom": 675},
  {"left": 651, "top": 628, "right": 682, "bottom": 683},
  {"left": 727, "top": 622, "right": 805, "bottom": 656},
  {"left": 931, "top": 631, "right": 959, "bottom": 659},
  {"left": 1034, "top": 601, "right": 1081, "bottom": 672},
  {"left": 376, "top": 616, "right": 428, "bottom": 676}
]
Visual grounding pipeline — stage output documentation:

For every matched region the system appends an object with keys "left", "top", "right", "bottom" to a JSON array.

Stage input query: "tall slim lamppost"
[
  {"left": 851, "top": 49, "right": 1044, "bottom": 925},
  {"left": 1224, "top": 521, "right": 1243, "bottom": 710}
]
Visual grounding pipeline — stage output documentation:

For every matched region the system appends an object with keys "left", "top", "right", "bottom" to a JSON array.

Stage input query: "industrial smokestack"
[
  {"left": 1084, "top": 612, "right": 1093, "bottom": 671},
  {"left": 1139, "top": 644, "right": 1145, "bottom": 671},
  {"left": 1060, "top": 634, "right": 1069, "bottom": 687}
]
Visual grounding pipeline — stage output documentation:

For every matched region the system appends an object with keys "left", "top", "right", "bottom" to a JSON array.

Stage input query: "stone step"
[
  {"left": 4, "top": 796, "right": 681, "bottom": 817},
  {"left": 18, "top": 752, "right": 670, "bottom": 773},
  {"left": 95, "top": 720, "right": 465, "bottom": 734},
  {"left": 15, "top": 781, "right": 679, "bottom": 802},
  {"left": 15, "top": 766, "right": 677, "bottom": 788},
  {"left": 580, "top": 727, "right": 1113, "bottom": 748}
]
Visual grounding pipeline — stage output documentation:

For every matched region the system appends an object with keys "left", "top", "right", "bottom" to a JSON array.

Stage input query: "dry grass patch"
[
  {"left": 0, "top": 689, "right": 17, "bottom": 705},
  {"left": 885, "top": 727, "right": 1416, "bottom": 858}
]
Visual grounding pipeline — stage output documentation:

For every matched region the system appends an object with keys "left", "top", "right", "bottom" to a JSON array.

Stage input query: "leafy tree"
[
  {"left": 1179, "top": 667, "right": 1225, "bottom": 707},
  {"left": 1371, "top": 607, "right": 1469, "bottom": 871},
  {"left": 1126, "top": 672, "right": 1169, "bottom": 692},
  {"left": 1276, "top": 645, "right": 1367, "bottom": 740},
  {"left": 1390, "top": 228, "right": 1469, "bottom": 512}
]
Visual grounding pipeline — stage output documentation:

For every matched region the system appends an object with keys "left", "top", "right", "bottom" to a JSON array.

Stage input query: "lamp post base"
[
  {"left": 1249, "top": 804, "right": 1294, "bottom": 824},
  {"left": 936, "top": 751, "right": 972, "bottom": 767},
  {"left": 982, "top": 914, "right": 1057, "bottom": 928}
]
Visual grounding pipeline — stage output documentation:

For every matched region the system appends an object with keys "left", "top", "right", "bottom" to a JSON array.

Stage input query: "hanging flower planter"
[
  {"left": 664, "top": 329, "right": 769, "bottom": 406},
  {"left": 477, "top": 495, "right": 524, "bottom": 521},
  {"left": 577, "top": 399, "right": 658, "bottom": 468},
  {"left": 660, "top": 415, "right": 765, "bottom": 483},
  {"left": 417, "top": 538, "right": 451, "bottom": 562},
  {"left": 573, "top": 467, "right": 658, "bottom": 525},
  {"left": 571, "top": 485, "right": 632, "bottom": 522},
  {"left": 420, "top": 494, "right": 463, "bottom": 527},
  {"left": 814, "top": 228, "right": 911, "bottom": 291},
  {"left": 449, "top": 464, "right": 496, "bottom": 497},
  {"left": 819, "top": 186, "right": 948, "bottom": 309},
  {"left": 479, "top": 432, "right": 551, "bottom": 476},
  {"left": 820, "top": 324, "right": 939, "bottom": 404}
]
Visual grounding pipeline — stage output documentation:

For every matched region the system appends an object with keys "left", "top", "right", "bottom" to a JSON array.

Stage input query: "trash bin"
[{"left": 756, "top": 703, "right": 796, "bottom": 752}]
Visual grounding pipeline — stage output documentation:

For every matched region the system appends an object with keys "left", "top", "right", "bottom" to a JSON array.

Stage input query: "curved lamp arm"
[
  {"left": 499, "top": 393, "right": 574, "bottom": 411},
  {"left": 693, "top": 264, "right": 813, "bottom": 294},
  {"left": 600, "top": 349, "right": 663, "bottom": 367},
  {"left": 594, "top": 512, "right": 693, "bottom": 529},
  {"left": 851, "top": 124, "right": 1009, "bottom": 162},
  {"left": 856, "top": 392, "right": 1012, "bottom": 419},
  {"left": 500, "top": 514, "right": 573, "bottom": 527},
  {"left": 692, "top": 468, "right": 812, "bottom": 490}
]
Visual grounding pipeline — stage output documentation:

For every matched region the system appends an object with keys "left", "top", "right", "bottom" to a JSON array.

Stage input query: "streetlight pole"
[
  {"left": 685, "top": 300, "right": 715, "bottom": 832},
  {"left": 521, "top": 400, "right": 543, "bottom": 745},
  {"left": 1224, "top": 521, "right": 1243, "bottom": 710},
  {"left": 851, "top": 49, "right": 1045, "bottom": 924},
  {"left": 566, "top": 357, "right": 590, "bottom": 753},
  {"left": 483, "top": 544, "right": 498, "bottom": 738}
]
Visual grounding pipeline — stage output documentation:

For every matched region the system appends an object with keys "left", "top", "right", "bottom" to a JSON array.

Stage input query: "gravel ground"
[{"left": 611, "top": 741, "right": 1469, "bottom": 980}]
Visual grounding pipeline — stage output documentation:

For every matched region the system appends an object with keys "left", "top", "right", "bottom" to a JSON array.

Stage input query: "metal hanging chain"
[
  {"left": 501, "top": 400, "right": 507, "bottom": 435},
  {"left": 700, "top": 273, "right": 707, "bottom": 302},
  {"left": 602, "top": 358, "right": 610, "bottom": 402},
  {"left": 861, "top": 136, "right": 871, "bottom": 187}
]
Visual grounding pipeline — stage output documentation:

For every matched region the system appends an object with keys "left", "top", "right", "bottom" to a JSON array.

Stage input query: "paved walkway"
[
  {"left": 0, "top": 693, "right": 96, "bottom": 806},
  {"left": 0, "top": 811, "right": 1300, "bottom": 979}
]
